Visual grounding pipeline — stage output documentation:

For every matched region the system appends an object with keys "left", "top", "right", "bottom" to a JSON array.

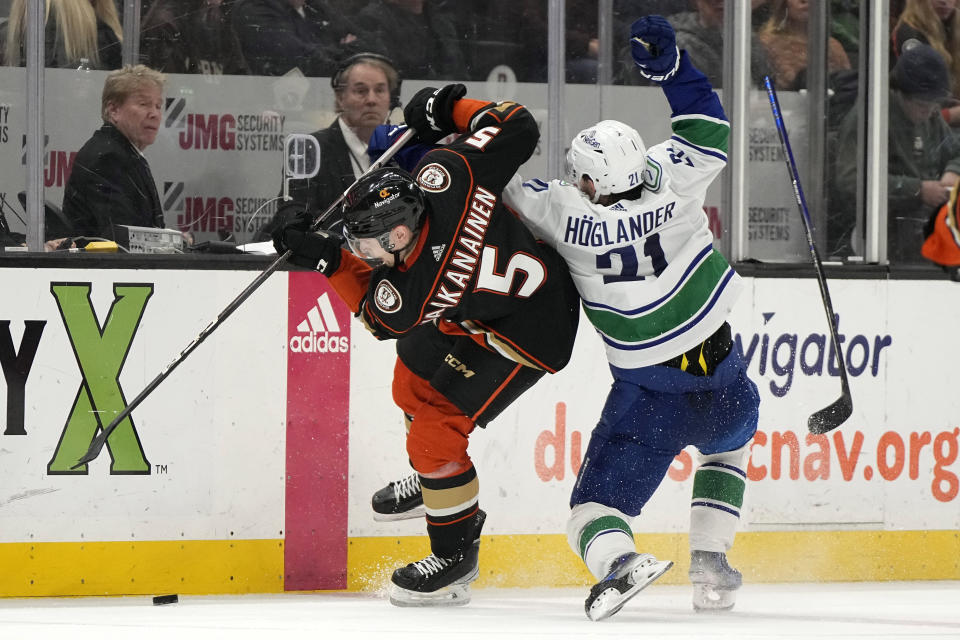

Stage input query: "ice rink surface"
[{"left": 1, "top": 582, "right": 959, "bottom": 640}]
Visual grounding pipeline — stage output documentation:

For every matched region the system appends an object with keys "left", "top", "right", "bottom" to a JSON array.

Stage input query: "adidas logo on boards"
[{"left": 289, "top": 292, "right": 349, "bottom": 354}]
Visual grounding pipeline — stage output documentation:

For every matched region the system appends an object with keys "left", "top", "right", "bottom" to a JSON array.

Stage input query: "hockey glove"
[
  {"left": 630, "top": 15, "right": 680, "bottom": 82},
  {"left": 272, "top": 216, "right": 342, "bottom": 275},
  {"left": 403, "top": 83, "right": 467, "bottom": 144},
  {"left": 367, "top": 124, "right": 436, "bottom": 172}
]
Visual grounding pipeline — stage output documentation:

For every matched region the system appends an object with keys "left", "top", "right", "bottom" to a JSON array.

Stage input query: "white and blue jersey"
[{"left": 504, "top": 52, "right": 739, "bottom": 372}]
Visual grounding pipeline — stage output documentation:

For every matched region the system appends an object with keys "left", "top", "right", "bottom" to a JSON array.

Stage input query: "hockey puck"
[{"left": 152, "top": 594, "right": 178, "bottom": 606}]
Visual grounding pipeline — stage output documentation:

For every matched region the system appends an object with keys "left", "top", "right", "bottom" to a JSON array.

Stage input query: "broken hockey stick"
[
  {"left": 72, "top": 127, "right": 417, "bottom": 469},
  {"left": 764, "top": 77, "right": 852, "bottom": 435}
]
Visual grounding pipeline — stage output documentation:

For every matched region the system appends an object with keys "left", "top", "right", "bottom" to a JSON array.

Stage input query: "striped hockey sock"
[
  {"left": 422, "top": 466, "right": 480, "bottom": 558},
  {"left": 568, "top": 502, "right": 637, "bottom": 580},
  {"left": 689, "top": 447, "right": 748, "bottom": 552}
]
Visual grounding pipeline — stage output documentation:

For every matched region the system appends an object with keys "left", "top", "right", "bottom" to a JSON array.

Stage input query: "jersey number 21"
[{"left": 597, "top": 233, "right": 667, "bottom": 283}]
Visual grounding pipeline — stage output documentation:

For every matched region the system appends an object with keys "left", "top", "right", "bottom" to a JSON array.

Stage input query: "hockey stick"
[
  {"left": 764, "top": 77, "right": 852, "bottom": 434},
  {"left": 71, "top": 127, "right": 417, "bottom": 469}
]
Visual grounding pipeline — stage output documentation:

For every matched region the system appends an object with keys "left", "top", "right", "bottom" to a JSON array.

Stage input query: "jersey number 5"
[
  {"left": 466, "top": 126, "right": 501, "bottom": 150},
  {"left": 596, "top": 233, "right": 667, "bottom": 283},
  {"left": 475, "top": 246, "right": 545, "bottom": 297}
]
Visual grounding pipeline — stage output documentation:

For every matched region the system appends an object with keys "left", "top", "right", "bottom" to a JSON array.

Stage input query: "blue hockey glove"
[
  {"left": 630, "top": 15, "right": 680, "bottom": 82},
  {"left": 272, "top": 214, "right": 342, "bottom": 275},
  {"left": 403, "top": 83, "right": 467, "bottom": 144},
  {"left": 367, "top": 124, "right": 436, "bottom": 172}
]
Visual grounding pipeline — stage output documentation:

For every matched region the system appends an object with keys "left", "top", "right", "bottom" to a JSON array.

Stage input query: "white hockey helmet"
[{"left": 566, "top": 120, "right": 647, "bottom": 203}]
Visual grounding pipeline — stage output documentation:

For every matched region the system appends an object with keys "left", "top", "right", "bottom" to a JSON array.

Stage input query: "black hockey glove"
[
  {"left": 272, "top": 217, "right": 342, "bottom": 276},
  {"left": 403, "top": 83, "right": 467, "bottom": 144},
  {"left": 630, "top": 15, "right": 680, "bottom": 82}
]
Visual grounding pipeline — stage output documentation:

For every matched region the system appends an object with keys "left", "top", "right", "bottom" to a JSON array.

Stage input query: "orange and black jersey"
[
  {"left": 331, "top": 99, "right": 579, "bottom": 373},
  {"left": 923, "top": 180, "right": 960, "bottom": 270}
]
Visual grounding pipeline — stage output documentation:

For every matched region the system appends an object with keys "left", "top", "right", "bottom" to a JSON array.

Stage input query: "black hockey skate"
[
  {"left": 689, "top": 550, "right": 742, "bottom": 612},
  {"left": 584, "top": 552, "right": 673, "bottom": 621},
  {"left": 372, "top": 473, "right": 424, "bottom": 521},
  {"left": 389, "top": 510, "right": 486, "bottom": 607}
]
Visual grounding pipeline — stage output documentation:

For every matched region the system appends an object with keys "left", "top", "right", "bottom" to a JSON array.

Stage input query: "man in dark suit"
[
  {"left": 254, "top": 53, "right": 401, "bottom": 240},
  {"left": 62, "top": 64, "right": 166, "bottom": 240}
]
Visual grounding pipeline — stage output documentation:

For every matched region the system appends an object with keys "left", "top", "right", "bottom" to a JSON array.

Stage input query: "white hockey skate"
[
  {"left": 584, "top": 552, "right": 673, "bottom": 621},
  {"left": 689, "top": 550, "right": 742, "bottom": 612}
]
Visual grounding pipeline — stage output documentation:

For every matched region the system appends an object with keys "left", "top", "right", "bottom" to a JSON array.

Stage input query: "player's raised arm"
[
  {"left": 632, "top": 15, "right": 727, "bottom": 141},
  {"left": 403, "top": 84, "right": 540, "bottom": 193},
  {"left": 632, "top": 16, "right": 729, "bottom": 199}
]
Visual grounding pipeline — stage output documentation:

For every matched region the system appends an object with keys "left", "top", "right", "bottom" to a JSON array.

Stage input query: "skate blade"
[
  {"left": 372, "top": 505, "right": 426, "bottom": 522},
  {"left": 587, "top": 559, "right": 673, "bottom": 622},
  {"left": 388, "top": 564, "right": 479, "bottom": 607},
  {"left": 692, "top": 584, "right": 737, "bottom": 612},
  {"left": 389, "top": 582, "right": 472, "bottom": 607}
]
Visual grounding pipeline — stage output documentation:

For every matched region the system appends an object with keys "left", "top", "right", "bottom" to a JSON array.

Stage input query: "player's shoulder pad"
[
  {"left": 521, "top": 177, "right": 550, "bottom": 193},
  {"left": 412, "top": 150, "right": 461, "bottom": 196}
]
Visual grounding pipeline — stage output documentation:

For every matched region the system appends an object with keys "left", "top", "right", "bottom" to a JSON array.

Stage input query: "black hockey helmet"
[{"left": 341, "top": 167, "right": 426, "bottom": 245}]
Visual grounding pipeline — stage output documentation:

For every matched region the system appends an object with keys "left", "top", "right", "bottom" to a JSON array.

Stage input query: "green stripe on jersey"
[
  {"left": 692, "top": 468, "right": 745, "bottom": 508},
  {"left": 672, "top": 117, "right": 729, "bottom": 154},
  {"left": 583, "top": 250, "right": 730, "bottom": 343},
  {"left": 578, "top": 515, "right": 632, "bottom": 558}
]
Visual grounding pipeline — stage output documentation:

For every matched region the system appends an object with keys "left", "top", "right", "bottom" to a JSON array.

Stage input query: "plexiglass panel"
[
  {"left": 1, "top": 0, "right": 32, "bottom": 249},
  {"left": 4, "top": 1, "right": 945, "bottom": 268}
]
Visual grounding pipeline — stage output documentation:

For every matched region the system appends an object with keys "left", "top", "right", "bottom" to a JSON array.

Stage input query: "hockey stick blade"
[
  {"left": 74, "top": 430, "right": 109, "bottom": 468},
  {"left": 71, "top": 128, "right": 419, "bottom": 470},
  {"left": 808, "top": 392, "right": 853, "bottom": 435},
  {"left": 764, "top": 76, "right": 852, "bottom": 434}
]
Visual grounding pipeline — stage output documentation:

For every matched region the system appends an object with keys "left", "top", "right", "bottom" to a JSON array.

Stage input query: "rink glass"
[{"left": 0, "top": 1, "right": 937, "bottom": 271}]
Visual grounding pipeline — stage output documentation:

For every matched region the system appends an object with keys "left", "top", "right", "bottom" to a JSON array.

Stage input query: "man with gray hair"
[{"left": 62, "top": 64, "right": 167, "bottom": 240}]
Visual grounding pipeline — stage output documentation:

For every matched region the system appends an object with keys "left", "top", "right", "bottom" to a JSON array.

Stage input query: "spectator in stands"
[
  {"left": 833, "top": 42, "right": 960, "bottom": 262},
  {"left": 445, "top": 0, "right": 527, "bottom": 81},
  {"left": 616, "top": 0, "right": 687, "bottom": 22},
  {"left": 618, "top": 0, "right": 773, "bottom": 88},
  {"left": 2, "top": 0, "right": 122, "bottom": 69},
  {"left": 563, "top": 1, "right": 603, "bottom": 84},
  {"left": 892, "top": 0, "right": 960, "bottom": 126},
  {"left": 253, "top": 53, "right": 401, "bottom": 241},
  {"left": 922, "top": 178, "right": 960, "bottom": 277},
  {"left": 757, "top": 0, "right": 851, "bottom": 91},
  {"left": 752, "top": 0, "right": 773, "bottom": 28},
  {"left": 450, "top": 0, "right": 597, "bottom": 82},
  {"left": 141, "top": 0, "right": 248, "bottom": 75},
  {"left": 62, "top": 65, "right": 167, "bottom": 240},
  {"left": 831, "top": 0, "right": 860, "bottom": 68},
  {"left": 354, "top": 0, "right": 466, "bottom": 80},
  {"left": 892, "top": 0, "right": 908, "bottom": 28},
  {"left": 231, "top": 0, "right": 374, "bottom": 77}
]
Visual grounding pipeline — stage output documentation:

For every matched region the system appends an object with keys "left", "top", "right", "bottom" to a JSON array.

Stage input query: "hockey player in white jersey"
[{"left": 503, "top": 15, "right": 760, "bottom": 621}]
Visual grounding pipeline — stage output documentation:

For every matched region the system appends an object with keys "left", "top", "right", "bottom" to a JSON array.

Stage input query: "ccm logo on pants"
[{"left": 444, "top": 354, "right": 475, "bottom": 378}]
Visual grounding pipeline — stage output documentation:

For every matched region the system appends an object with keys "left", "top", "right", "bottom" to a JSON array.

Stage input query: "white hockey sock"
[
  {"left": 689, "top": 443, "right": 749, "bottom": 553},
  {"left": 567, "top": 502, "right": 636, "bottom": 580}
]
